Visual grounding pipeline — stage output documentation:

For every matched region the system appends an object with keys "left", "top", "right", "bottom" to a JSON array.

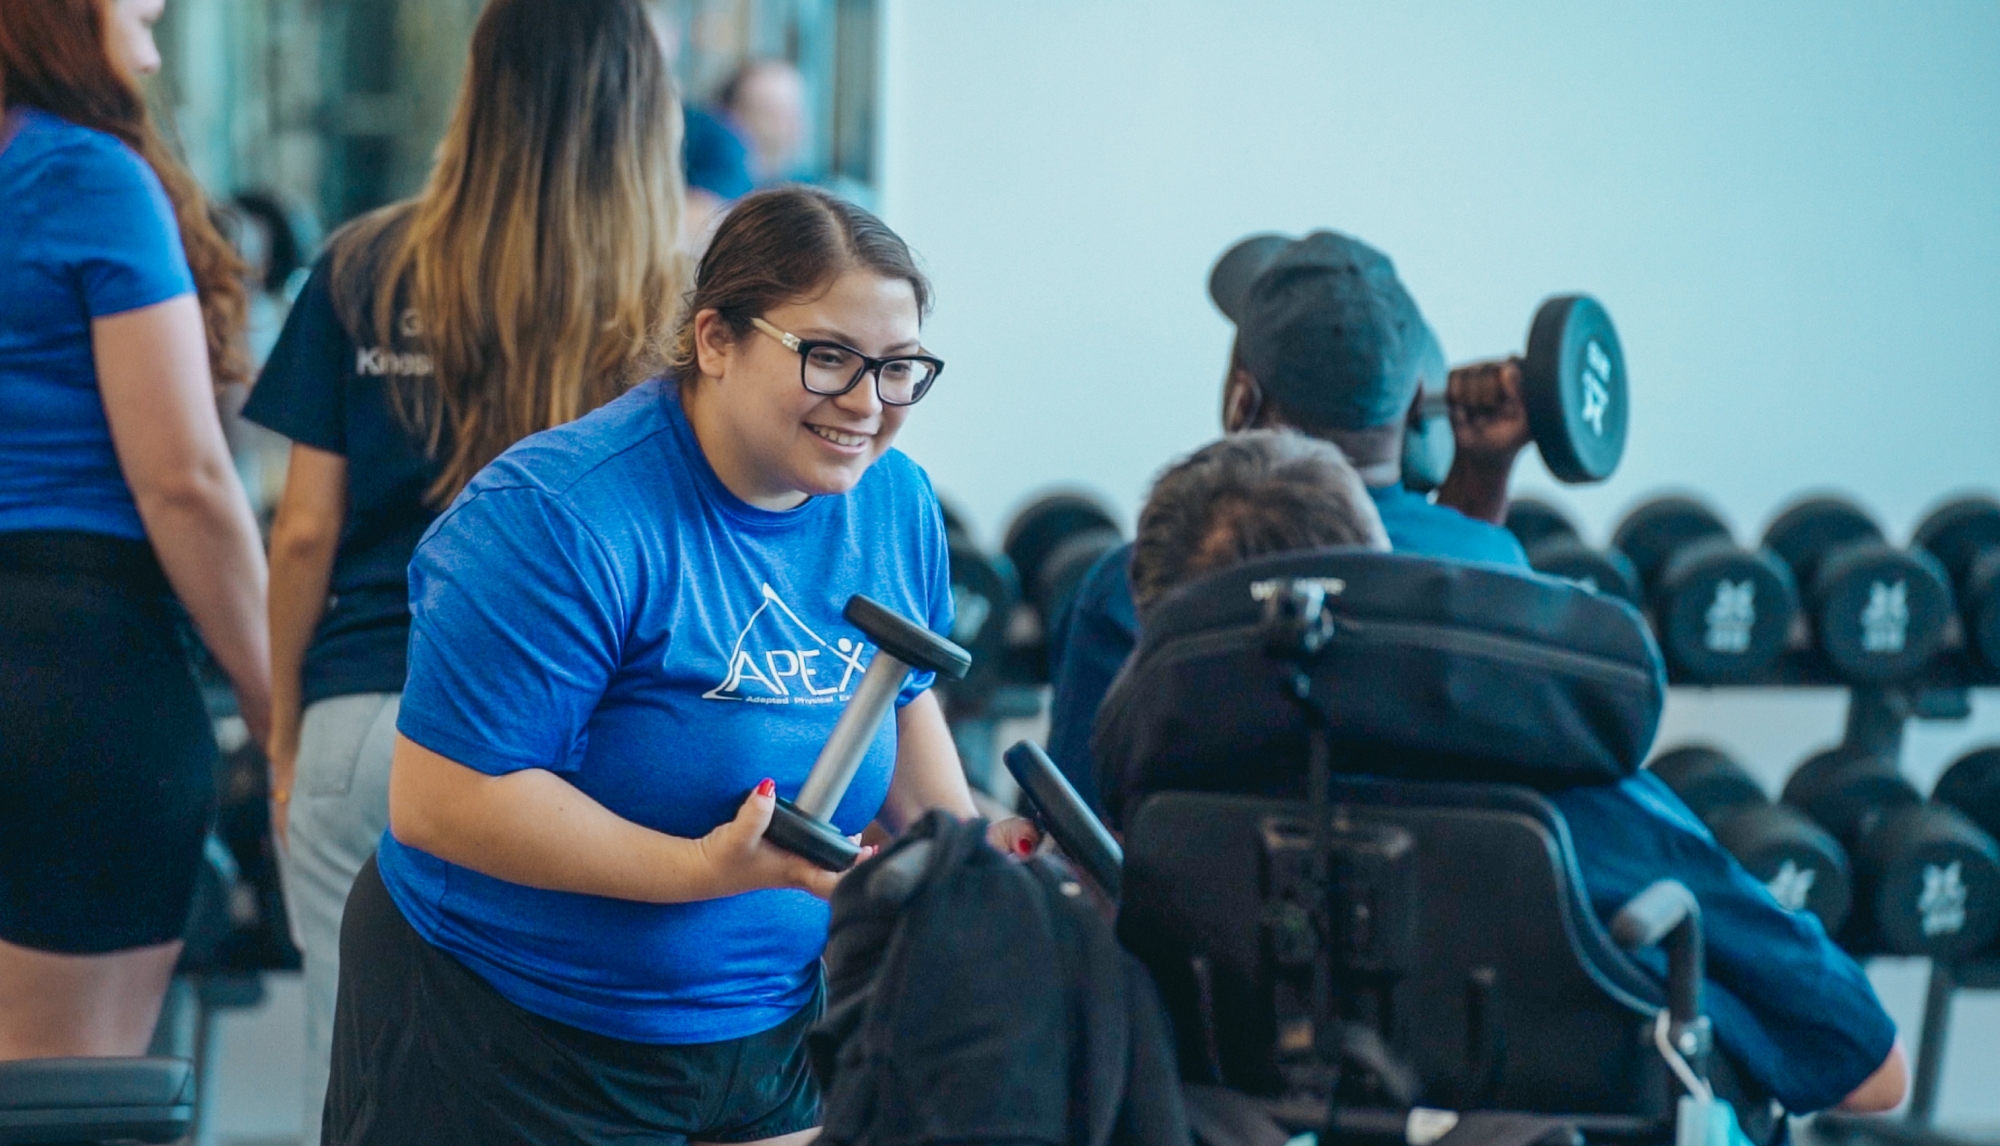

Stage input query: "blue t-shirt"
[
  {"left": 0, "top": 107, "right": 195, "bottom": 540},
  {"left": 377, "top": 380, "right": 954, "bottom": 1044},
  {"left": 684, "top": 105, "right": 753, "bottom": 200},
  {"left": 1045, "top": 480, "right": 1528, "bottom": 808},
  {"left": 1555, "top": 773, "right": 1895, "bottom": 1113},
  {"left": 242, "top": 246, "right": 442, "bottom": 704}
]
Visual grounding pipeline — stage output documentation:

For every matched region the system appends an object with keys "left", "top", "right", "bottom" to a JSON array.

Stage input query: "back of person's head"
[
  {"left": 333, "top": 0, "right": 684, "bottom": 506},
  {"left": 667, "top": 185, "right": 930, "bottom": 387},
  {"left": 1130, "top": 429, "right": 1389, "bottom": 616},
  {"left": 718, "top": 58, "right": 806, "bottom": 178},
  {"left": 1208, "top": 231, "right": 1434, "bottom": 436},
  {"left": 0, "top": 0, "right": 248, "bottom": 387}
]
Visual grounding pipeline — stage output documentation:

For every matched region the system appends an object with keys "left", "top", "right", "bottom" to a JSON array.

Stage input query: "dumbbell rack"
[{"left": 1704, "top": 660, "right": 2000, "bottom": 1146}]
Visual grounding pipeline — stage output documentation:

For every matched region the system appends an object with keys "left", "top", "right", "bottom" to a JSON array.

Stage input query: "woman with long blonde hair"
[
  {"left": 240, "top": 0, "right": 682, "bottom": 1134},
  {"left": 0, "top": 0, "right": 269, "bottom": 1057}
]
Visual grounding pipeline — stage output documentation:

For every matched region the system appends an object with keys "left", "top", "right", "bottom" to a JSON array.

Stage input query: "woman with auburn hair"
[
  {"left": 239, "top": 0, "right": 684, "bottom": 1136},
  {"left": 0, "top": 0, "right": 271, "bottom": 1056}
]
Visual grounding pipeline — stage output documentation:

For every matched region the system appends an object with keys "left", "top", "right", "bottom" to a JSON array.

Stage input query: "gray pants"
[{"left": 276, "top": 693, "right": 399, "bottom": 1146}]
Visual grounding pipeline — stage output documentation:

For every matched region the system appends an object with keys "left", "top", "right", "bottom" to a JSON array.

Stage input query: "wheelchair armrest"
[{"left": 1611, "top": 879, "right": 1709, "bottom": 1080}]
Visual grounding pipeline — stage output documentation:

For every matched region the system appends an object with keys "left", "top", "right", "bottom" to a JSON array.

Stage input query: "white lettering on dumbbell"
[
  {"left": 1765, "top": 860, "right": 1816, "bottom": 913},
  {"left": 1579, "top": 341, "right": 1612, "bottom": 436},
  {"left": 1250, "top": 577, "right": 1345, "bottom": 601},
  {"left": 1860, "top": 580, "right": 1909, "bottom": 654},
  {"left": 1919, "top": 862, "right": 1967, "bottom": 937},
  {"left": 1703, "top": 580, "right": 1756, "bottom": 654}
]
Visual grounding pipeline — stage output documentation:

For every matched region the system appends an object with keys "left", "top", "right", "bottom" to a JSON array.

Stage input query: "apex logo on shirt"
[{"left": 703, "top": 583, "right": 867, "bottom": 705}]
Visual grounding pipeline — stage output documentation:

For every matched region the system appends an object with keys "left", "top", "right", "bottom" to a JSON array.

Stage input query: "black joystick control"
[{"left": 761, "top": 595, "right": 971, "bottom": 871}]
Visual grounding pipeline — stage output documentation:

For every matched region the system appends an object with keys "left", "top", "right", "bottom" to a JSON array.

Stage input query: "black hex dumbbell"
[
  {"left": 1502, "top": 498, "right": 1640, "bottom": 605},
  {"left": 1761, "top": 497, "right": 1954, "bottom": 684},
  {"left": 1611, "top": 497, "right": 1798, "bottom": 683},
  {"left": 1650, "top": 745, "right": 1851, "bottom": 932},
  {"left": 1782, "top": 749, "right": 2000, "bottom": 957},
  {"left": 1001, "top": 492, "right": 1124, "bottom": 682},
  {"left": 1912, "top": 496, "right": 2000, "bottom": 673}
]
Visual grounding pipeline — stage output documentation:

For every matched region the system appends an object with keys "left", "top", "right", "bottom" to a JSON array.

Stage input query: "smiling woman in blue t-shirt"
[{"left": 324, "top": 187, "right": 1012, "bottom": 1146}]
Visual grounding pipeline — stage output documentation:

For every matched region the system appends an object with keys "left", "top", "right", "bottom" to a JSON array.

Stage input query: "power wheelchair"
[{"left": 1009, "top": 548, "right": 1776, "bottom": 1146}]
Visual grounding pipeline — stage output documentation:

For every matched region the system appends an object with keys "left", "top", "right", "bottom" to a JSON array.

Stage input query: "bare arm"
[
  {"left": 387, "top": 733, "right": 849, "bottom": 901},
  {"left": 265, "top": 444, "right": 347, "bottom": 827},
  {"left": 1836, "top": 1042, "right": 1909, "bottom": 1114},
  {"left": 1433, "top": 357, "right": 1532, "bottom": 527},
  {"left": 95, "top": 296, "right": 272, "bottom": 743}
]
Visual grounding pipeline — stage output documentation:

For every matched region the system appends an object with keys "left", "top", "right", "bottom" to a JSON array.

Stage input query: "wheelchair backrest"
[{"left": 1117, "top": 780, "right": 1670, "bottom": 1118}]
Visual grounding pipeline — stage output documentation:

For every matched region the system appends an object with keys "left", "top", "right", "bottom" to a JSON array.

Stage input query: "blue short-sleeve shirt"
[
  {"left": 0, "top": 107, "right": 196, "bottom": 539},
  {"left": 377, "top": 380, "right": 954, "bottom": 1044}
]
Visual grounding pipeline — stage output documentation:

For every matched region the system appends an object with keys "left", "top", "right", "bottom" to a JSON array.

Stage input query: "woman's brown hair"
[
  {"left": 0, "top": 0, "right": 248, "bottom": 386},
  {"left": 332, "top": 0, "right": 684, "bottom": 506},
  {"left": 668, "top": 185, "right": 931, "bottom": 387}
]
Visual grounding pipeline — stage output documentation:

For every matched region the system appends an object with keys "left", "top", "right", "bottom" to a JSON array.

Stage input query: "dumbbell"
[
  {"left": 1001, "top": 492, "right": 1124, "bottom": 680},
  {"left": 1912, "top": 496, "right": 2000, "bottom": 671},
  {"left": 1501, "top": 497, "right": 1640, "bottom": 605},
  {"left": 763, "top": 595, "right": 972, "bottom": 871},
  {"left": 1934, "top": 746, "right": 2000, "bottom": 856},
  {"left": 1762, "top": 497, "right": 1955, "bottom": 684},
  {"left": 1402, "top": 295, "right": 1630, "bottom": 489},
  {"left": 1649, "top": 745, "right": 1852, "bottom": 932},
  {"left": 1782, "top": 749, "right": 2000, "bottom": 957},
  {"left": 941, "top": 538, "right": 1019, "bottom": 710},
  {"left": 1610, "top": 497, "right": 1798, "bottom": 683}
]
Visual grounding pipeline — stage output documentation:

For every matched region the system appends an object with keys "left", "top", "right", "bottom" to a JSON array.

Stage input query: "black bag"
[
  {"left": 812, "top": 812, "right": 1191, "bottom": 1146},
  {"left": 1093, "top": 550, "right": 1666, "bottom": 827}
]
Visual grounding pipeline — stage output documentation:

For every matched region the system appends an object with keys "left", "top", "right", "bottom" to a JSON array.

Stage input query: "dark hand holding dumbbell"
[
  {"left": 1408, "top": 295, "right": 1630, "bottom": 517},
  {"left": 753, "top": 595, "right": 971, "bottom": 873}
]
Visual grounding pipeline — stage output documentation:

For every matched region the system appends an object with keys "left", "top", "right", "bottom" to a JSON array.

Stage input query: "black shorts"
[
  {"left": 326, "top": 856, "right": 823, "bottom": 1146},
  {"left": 0, "top": 531, "right": 217, "bottom": 954}
]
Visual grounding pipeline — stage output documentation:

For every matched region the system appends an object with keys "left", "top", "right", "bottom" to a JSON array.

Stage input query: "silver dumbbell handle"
[{"left": 792, "top": 650, "right": 910, "bottom": 820}]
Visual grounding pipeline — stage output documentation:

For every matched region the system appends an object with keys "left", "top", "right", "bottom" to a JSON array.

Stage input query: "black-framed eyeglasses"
[{"left": 750, "top": 317, "right": 944, "bottom": 406}]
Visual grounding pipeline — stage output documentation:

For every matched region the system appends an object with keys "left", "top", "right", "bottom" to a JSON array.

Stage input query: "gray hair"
[{"left": 1130, "top": 429, "right": 1389, "bottom": 616}]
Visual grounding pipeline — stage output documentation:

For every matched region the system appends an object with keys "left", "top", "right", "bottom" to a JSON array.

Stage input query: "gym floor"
[{"left": 188, "top": 689, "right": 2000, "bottom": 1146}]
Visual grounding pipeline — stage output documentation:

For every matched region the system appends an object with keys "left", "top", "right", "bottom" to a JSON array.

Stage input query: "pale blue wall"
[{"left": 878, "top": 1, "right": 2000, "bottom": 551}]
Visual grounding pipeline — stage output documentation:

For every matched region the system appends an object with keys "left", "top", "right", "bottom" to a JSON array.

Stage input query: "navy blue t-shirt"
[
  {"left": 1045, "top": 480, "right": 1528, "bottom": 807},
  {"left": 242, "top": 249, "right": 441, "bottom": 704},
  {"left": 0, "top": 107, "right": 195, "bottom": 540},
  {"left": 378, "top": 381, "right": 953, "bottom": 1043}
]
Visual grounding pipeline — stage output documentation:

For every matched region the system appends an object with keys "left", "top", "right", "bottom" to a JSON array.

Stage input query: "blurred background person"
[
  {"left": 0, "top": 0, "right": 271, "bottom": 1057},
  {"left": 720, "top": 58, "right": 808, "bottom": 185},
  {"left": 240, "top": 0, "right": 686, "bottom": 1137}
]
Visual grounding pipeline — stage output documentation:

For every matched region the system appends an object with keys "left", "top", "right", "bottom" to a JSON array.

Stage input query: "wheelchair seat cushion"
[{"left": 1094, "top": 549, "right": 1665, "bottom": 826}]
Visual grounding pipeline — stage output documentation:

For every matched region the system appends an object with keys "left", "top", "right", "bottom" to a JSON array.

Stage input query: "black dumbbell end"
[
  {"left": 842, "top": 595, "right": 972, "bottom": 680},
  {"left": 1505, "top": 498, "right": 1581, "bottom": 551},
  {"left": 1003, "top": 740, "right": 1123, "bottom": 901},
  {"left": 764, "top": 796, "right": 863, "bottom": 872},
  {"left": 1522, "top": 294, "right": 1627, "bottom": 485},
  {"left": 1649, "top": 745, "right": 1766, "bottom": 821},
  {"left": 1611, "top": 496, "right": 1732, "bottom": 593}
]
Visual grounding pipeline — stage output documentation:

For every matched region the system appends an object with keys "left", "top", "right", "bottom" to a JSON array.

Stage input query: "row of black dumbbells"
[
  {"left": 1650, "top": 742, "right": 2000, "bottom": 961},
  {"left": 1510, "top": 493, "right": 2000, "bottom": 686},
  {"left": 939, "top": 493, "right": 1127, "bottom": 708}
]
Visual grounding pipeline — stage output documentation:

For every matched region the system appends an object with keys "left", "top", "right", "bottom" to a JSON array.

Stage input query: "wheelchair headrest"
[{"left": 1093, "top": 548, "right": 1666, "bottom": 826}]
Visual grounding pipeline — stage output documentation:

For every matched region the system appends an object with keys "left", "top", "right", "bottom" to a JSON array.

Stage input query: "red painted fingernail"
[
  {"left": 1015, "top": 837, "right": 1034, "bottom": 857},
  {"left": 756, "top": 778, "right": 776, "bottom": 798}
]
